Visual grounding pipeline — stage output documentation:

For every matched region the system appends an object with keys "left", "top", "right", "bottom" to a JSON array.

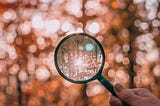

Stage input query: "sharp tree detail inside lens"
[
  {"left": 56, "top": 34, "right": 102, "bottom": 81},
  {"left": 54, "top": 33, "right": 130, "bottom": 106}
]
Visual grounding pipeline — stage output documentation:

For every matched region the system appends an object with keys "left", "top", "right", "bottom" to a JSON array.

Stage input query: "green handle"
[{"left": 97, "top": 75, "right": 130, "bottom": 106}]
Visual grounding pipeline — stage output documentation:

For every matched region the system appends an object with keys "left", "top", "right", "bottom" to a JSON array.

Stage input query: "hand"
[{"left": 109, "top": 83, "right": 160, "bottom": 106}]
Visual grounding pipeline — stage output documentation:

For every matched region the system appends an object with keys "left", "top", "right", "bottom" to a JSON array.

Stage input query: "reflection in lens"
[
  {"left": 56, "top": 34, "right": 103, "bottom": 81},
  {"left": 85, "top": 43, "right": 95, "bottom": 51}
]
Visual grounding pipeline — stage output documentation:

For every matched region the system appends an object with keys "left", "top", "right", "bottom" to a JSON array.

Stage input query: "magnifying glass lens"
[
  {"left": 56, "top": 34, "right": 104, "bottom": 82},
  {"left": 55, "top": 33, "right": 129, "bottom": 106}
]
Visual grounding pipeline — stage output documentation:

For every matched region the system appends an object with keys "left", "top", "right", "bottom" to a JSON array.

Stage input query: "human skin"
[{"left": 109, "top": 83, "right": 160, "bottom": 106}]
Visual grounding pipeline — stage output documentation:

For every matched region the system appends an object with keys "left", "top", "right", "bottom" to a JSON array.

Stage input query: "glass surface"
[{"left": 56, "top": 34, "right": 103, "bottom": 81}]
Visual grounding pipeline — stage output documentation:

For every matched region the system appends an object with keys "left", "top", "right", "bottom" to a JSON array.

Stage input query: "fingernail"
[{"left": 115, "top": 84, "right": 123, "bottom": 92}]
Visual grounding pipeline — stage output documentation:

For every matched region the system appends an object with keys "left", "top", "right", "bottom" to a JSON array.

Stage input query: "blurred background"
[{"left": 0, "top": 0, "right": 160, "bottom": 106}]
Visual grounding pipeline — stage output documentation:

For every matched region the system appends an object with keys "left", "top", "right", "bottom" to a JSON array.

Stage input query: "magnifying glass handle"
[{"left": 97, "top": 75, "right": 130, "bottom": 106}]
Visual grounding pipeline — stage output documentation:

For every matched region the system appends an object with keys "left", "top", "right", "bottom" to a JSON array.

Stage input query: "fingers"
[
  {"left": 109, "top": 95, "right": 123, "bottom": 106},
  {"left": 110, "top": 84, "right": 160, "bottom": 106},
  {"left": 114, "top": 83, "right": 139, "bottom": 104},
  {"left": 130, "top": 88, "right": 152, "bottom": 97}
]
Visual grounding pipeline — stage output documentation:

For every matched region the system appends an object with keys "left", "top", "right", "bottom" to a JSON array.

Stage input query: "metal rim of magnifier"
[{"left": 54, "top": 33, "right": 105, "bottom": 84}]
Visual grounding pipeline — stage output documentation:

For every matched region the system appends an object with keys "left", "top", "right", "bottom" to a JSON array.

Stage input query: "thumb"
[{"left": 114, "top": 84, "right": 139, "bottom": 105}]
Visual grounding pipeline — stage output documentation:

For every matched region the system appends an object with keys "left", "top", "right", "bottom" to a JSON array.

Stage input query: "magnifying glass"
[{"left": 54, "top": 33, "right": 129, "bottom": 106}]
